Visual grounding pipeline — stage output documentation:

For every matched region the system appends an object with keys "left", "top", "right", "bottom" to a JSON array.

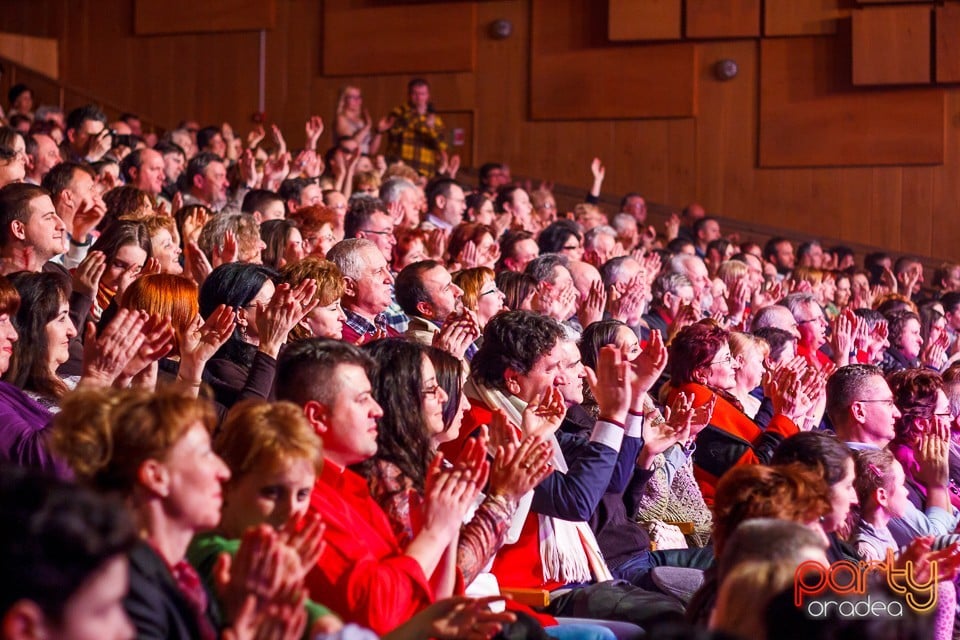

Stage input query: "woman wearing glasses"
[
  {"left": 455, "top": 267, "right": 506, "bottom": 331},
  {"left": 666, "top": 320, "right": 808, "bottom": 504}
]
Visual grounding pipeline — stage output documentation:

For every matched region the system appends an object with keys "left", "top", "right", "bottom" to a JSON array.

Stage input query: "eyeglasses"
[
  {"left": 797, "top": 317, "right": 826, "bottom": 325},
  {"left": 480, "top": 286, "right": 501, "bottom": 297},
  {"left": 858, "top": 398, "right": 897, "bottom": 407},
  {"left": 361, "top": 228, "right": 393, "bottom": 236},
  {"left": 710, "top": 355, "right": 735, "bottom": 366},
  {"left": 421, "top": 383, "right": 444, "bottom": 399}
]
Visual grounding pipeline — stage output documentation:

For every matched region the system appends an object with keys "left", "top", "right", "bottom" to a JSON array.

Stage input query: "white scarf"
[{"left": 466, "top": 379, "right": 613, "bottom": 584}]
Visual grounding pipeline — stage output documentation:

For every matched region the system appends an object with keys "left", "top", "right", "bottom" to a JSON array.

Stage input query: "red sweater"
[
  {"left": 305, "top": 460, "right": 433, "bottom": 635},
  {"left": 668, "top": 383, "right": 799, "bottom": 504}
]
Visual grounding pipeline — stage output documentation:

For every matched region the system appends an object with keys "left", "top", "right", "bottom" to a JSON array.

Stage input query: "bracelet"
[{"left": 69, "top": 235, "right": 91, "bottom": 247}]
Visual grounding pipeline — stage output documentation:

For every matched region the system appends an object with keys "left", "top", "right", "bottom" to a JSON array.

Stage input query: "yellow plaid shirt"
[{"left": 384, "top": 103, "right": 447, "bottom": 178}]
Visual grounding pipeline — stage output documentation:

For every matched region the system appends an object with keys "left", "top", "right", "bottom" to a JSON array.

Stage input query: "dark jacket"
[
  {"left": 125, "top": 541, "right": 221, "bottom": 640},
  {"left": 560, "top": 404, "right": 652, "bottom": 570},
  {"left": 202, "top": 339, "right": 277, "bottom": 409}
]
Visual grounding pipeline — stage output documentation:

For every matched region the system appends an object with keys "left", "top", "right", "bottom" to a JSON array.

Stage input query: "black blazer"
[{"left": 124, "top": 541, "right": 219, "bottom": 640}]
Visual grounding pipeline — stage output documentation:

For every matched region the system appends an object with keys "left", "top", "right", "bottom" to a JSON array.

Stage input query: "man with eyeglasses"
[
  {"left": 342, "top": 196, "right": 408, "bottom": 334},
  {"left": 782, "top": 292, "right": 831, "bottom": 368},
  {"left": 826, "top": 364, "right": 959, "bottom": 545}
]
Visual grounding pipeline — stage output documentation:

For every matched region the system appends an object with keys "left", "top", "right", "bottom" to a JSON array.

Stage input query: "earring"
[{"left": 239, "top": 324, "right": 247, "bottom": 339}]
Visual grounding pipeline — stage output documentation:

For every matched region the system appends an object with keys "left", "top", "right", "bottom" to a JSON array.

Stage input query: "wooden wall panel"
[
  {"left": 0, "top": 33, "right": 58, "bottom": 78},
  {"left": 694, "top": 40, "right": 758, "bottom": 217},
  {"left": 608, "top": 0, "right": 682, "bottom": 41},
  {"left": 134, "top": 0, "right": 276, "bottom": 35},
  {"left": 759, "top": 36, "right": 944, "bottom": 167},
  {"left": 936, "top": 4, "right": 960, "bottom": 83},
  {"left": 763, "top": 0, "right": 850, "bottom": 36},
  {"left": 685, "top": 0, "right": 761, "bottom": 38},
  {"left": 3, "top": 0, "right": 960, "bottom": 260},
  {"left": 322, "top": 0, "right": 476, "bottom": 76},
  {"left": 852, "top": 6, "right": 931, "bottom": 85},
  {"left": 531, "top": 0, "right": 696, "bottom": 119}
]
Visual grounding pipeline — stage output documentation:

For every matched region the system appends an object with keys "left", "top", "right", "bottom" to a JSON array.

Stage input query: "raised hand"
[
  {"left": 422, "top": 454, "right": 480, "bottom": 539},
  {"left": 663, "top": 213, "right": 681, "bottom": 241},
  {"left": 72, "top": 193, "right": 106, "bottom": 242},
  {"left": 213, "top": 230, "right": 240, "bottom": 268},
  {"left": 447, "top": 154, "right": 461, "bottom": 179},
  {"left": 118, "top": 314, "right": 175, "bottom": 382},
  {"left": 628, "top": 329, "right": 668, "bottom": 407},
  {"left": 768, "top": 366, "right": 814, "bottom": 426},
  {"left": 921, "top": 330, "right": 949, "bottom": 370},
  {"left": 278, "top": 511, "right": 325, "bottom": 581},
  {"left": 270, "top": 124, "right": 287, "bottom": 157},
  {"left": 214, "top": 526, "right": 288, "bottom": 623},
  {"left": 585, "top": 345, "right": 632, "bottom": 424},
  {"left": 577, "top": 278, "right": 606, "bottom": 329},
  {"left": 457, "top": 240, "right": 480, "bottom": 269},
  {"left": 432, "top": 315, "right": 480, "bottom": 359},
  {"left": 239, "top": 149, "right": 258, "bottom": 189},
  {"left": 80, "top": 311, "right": 149, "bottom": 388},
  {"left": 256, "top": 282, "right": 318, "bottom": 357},
  {"left": 183, "top": 240, "right": 214, "bottom": 287},
  {"left": 488, "top": 435, "right": 553, "bottom": 501},
  {"left": 72, "top": 250, "right": 106, "bottom": 298},
  {"left": 304, "top": 115, "right": 324, "bottom": 150},
  {"left": 916, "top": 418, "right": 950, "bottom": 489},
  {"left": 176, "top": 304, "right": 235, "bottom": 386},
  {"left": 263, "top": 152, "right": 291, "bottom": 192},
  {"left": 520, "top": 386, "right": 566, "bottom": 440},
  {"left": 246, "top": 124, "right": 266, "bottom": 149},
  {"left": 590, "top": 157, "right": 605, "bottom": 180},
  {"left": 830, "top": 309, "right": 856, "bottom": 367},
  {"left": 377, "top": 115, "right": 396, "bottom": 134}
]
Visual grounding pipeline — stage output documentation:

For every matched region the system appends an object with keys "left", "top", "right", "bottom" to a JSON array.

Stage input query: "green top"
[{"left": 187, "top": 532, "right": 332, "bottom": 635}]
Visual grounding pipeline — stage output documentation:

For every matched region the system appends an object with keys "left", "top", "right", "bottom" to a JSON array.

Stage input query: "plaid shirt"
[
  {"left": 382, "top": 300, "right": 410, "bottom": 334},
  {"left": 384, "top": 103, "right": 447, "bottom": 178},
  {"left": 342, "top": 307, "right": 402, "bottom": 345}
]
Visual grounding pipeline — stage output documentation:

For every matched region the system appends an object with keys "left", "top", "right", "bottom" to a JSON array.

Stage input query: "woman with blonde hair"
[
  {"left": 333, "top": 86, "right": 381, "bottom": 155},
  {"left": 280, "top": 256, "right": 346, "bottom": 340},
  {"left": 727, "top": 332, "right": 769, "bottom": 420},
  {"left": 454, "top": 267, "right": 504, "bottom": 330},
  {"left": 191, "top": 399, "right": 342, "bottom": 636}
]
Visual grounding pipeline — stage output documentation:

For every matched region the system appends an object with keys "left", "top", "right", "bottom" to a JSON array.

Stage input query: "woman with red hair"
[{"left": 666, "top": 320, "right": 806, "bottom": 503}]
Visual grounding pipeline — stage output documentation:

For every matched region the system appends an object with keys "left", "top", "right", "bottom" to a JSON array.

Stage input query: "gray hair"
[
  {"left": 583, "top": 225, "right": 617, "bottom": 251},
  {"left": 750, "top": 305, "right": 794, "bottom": 332},
  {"left": 325, "top": 238, "right": 377, "bottom": 280},
  {"left": 610, "top": 213, "right": 637, "bottom": 234},
  {"left": 379, "top": 177, "right": 416, "bottom": 204},
  {"left": 781, "top": 292, "right": 819, "bottom": 319},
  {"left": 599, "top": 256, "right": 639, "bottom": 288},
  {"left": 525, "top": 253, "right": 570, "bottom": 286},
  {"left": 667, "top": 253, "right": 702, "bottom": 276},
  {"left": 652, "top": 272, "right": 692, "bottom": 301},
  {"left": 198, "top": 212, "right": 256, "bottom": 261}
]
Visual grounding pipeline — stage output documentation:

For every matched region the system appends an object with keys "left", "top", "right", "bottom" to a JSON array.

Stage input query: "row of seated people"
[{"left": 0, "top": 98, "right": 958, "bottom": 640}]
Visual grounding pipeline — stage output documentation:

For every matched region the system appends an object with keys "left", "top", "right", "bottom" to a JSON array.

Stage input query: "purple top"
[{"left": 0, "top": 380, "right": 69, "bottom": 478}]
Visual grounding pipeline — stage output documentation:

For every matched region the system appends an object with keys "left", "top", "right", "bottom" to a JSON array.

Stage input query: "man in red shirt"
[{"left": 275, "top": 338, "right": 474, "bottom": 634}]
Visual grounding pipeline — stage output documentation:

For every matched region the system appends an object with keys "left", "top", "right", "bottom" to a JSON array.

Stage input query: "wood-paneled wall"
[{"left": 0, "top": 0, "right": 959, "bottom": 261}]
